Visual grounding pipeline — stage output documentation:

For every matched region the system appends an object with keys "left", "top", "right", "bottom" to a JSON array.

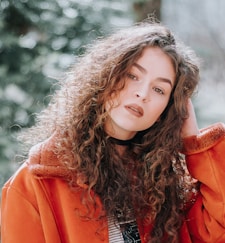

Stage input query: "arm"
[
  {"left": 1, "top": 164, "right": 46, "bottom": 243},
  {"left": 181, "top": 100, "right": 225, "bottom": 242}
]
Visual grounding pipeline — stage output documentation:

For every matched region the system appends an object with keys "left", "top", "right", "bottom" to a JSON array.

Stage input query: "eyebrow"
[{"left": 133, "top": 63, "right": 173, "bottom": 88}]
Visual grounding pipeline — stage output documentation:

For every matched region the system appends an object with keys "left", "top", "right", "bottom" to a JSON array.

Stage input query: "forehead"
[
  {"left": 137, "top": 46, "right": 174, "bottom": 63},
  {"left": 134, "top": 47, "right": 176, "bottom": 82}
]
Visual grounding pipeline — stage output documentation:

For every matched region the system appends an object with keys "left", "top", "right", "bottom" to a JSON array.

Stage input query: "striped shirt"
[{"left": 108, "top": 216, "right": 141, "bottom": 242}]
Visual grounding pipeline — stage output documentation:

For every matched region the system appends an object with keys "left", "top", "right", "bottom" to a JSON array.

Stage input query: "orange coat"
[{"left": 1, "top": 123, "right": 225, "bottom": 243}]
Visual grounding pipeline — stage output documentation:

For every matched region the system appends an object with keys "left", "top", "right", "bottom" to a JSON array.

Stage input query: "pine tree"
[{"left": 0, "top": 0, "right": 133, "bottom": 184}]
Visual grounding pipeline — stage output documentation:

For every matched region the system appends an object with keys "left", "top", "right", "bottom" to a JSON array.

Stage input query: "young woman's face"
[{"left": 105, "top": 47, "right": 176, "bottom": 140}]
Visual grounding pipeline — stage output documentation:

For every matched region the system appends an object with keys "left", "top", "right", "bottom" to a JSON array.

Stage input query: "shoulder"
[
  {"left": 28, "top": 134, "right": 73, "bottom": 179},
  {"left": 2, "top": 134, "right": 73, "bottom": 201},
  {"left": 3, "top": 134, "right": 62, "bottom": 189},
  {"left": 28, "top": 134, "right": 59, "bottom": 172}
]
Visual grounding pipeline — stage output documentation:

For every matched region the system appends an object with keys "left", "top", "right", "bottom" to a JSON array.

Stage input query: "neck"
[{"left": 109, "top": 136, "right": 135, "bottom": 146}]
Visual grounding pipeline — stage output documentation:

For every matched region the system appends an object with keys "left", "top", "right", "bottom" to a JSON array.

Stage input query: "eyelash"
[
  {"left": 127, "top": 73, "right": 138, "bottom": 81},
  {"left": 126, "top": 72, "right": 165, "bottom": 95},
  {"left": 153, "top": 87, "right": 164, "bottom": 95}
]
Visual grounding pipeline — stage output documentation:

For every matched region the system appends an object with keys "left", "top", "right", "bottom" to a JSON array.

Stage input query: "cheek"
[
  {"left": 157, "top": 102, "right": 170, "bottom": 118},
  {"left": 105, "top": 95, "right": 121, "bottom": 112}
]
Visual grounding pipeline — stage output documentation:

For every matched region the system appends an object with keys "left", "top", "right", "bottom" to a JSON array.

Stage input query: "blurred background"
[{"left": 0, "top": 0, "right": 225, "bottom": 189}]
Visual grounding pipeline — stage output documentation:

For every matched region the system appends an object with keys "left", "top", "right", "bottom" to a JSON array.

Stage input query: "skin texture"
[{"left": 105, "top": 47, "right": 176, "bottom": 140}]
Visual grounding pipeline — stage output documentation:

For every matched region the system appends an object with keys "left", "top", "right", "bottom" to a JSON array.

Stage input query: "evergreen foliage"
[{"left": 0, "top": 0, "right": 133, "bottom": 184}]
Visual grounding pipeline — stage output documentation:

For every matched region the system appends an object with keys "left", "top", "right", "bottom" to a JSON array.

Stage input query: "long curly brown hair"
[{"left": 22, "top": 20, "right": 200, "bottom": 242}]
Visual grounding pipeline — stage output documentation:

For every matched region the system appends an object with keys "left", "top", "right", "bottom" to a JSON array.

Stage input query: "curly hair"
[{"left": 22, "top": 20, "right": 200, "bottom": 242}]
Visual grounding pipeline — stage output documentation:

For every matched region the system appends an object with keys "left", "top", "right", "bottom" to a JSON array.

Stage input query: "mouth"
[{"left": 125, "top": 104, "right": 144, "bottom": 117}]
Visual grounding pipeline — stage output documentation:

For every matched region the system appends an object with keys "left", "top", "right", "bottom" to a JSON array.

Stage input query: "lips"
[{"left": 125, "top": 104, "right": 144, "bottom": 117}]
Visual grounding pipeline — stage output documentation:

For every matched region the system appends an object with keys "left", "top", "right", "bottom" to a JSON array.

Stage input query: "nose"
[{"left": 135, "top": 87, "right": 150, "bottom": 102}]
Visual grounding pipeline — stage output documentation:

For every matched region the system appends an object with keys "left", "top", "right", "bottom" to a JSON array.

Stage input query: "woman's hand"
[{"left": 181, "top": 99, "right": 199, "bottom": 138}]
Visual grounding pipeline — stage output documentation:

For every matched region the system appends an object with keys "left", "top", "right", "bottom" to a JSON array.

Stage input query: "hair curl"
[{"left": 22, "top": 20, "right": 200, "bottom": 242}]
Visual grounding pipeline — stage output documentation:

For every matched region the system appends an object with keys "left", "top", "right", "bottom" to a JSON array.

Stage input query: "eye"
[
  {"left": 153, "top": 87, "right": 164, "bottom": 95},
  {"left": 127, "top": 73, "right": 138, "bottom": 81}
]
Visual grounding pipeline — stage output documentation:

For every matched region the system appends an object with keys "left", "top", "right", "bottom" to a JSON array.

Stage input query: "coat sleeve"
[
  {"left": 1, "top": 163, "right": 46, "bottom": 243},
  {"left": 182, "top": 122, "right": 225, "bottom": 242}
]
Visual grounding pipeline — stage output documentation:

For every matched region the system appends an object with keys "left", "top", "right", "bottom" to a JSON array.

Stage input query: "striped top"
[{"left": 108, "top": 216, "right": 141, "bottom": 242}]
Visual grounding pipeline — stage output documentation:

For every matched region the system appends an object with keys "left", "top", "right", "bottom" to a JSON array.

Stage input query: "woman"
[{"left": 1, "top": 20, "right": 225, "bottom": 243}]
